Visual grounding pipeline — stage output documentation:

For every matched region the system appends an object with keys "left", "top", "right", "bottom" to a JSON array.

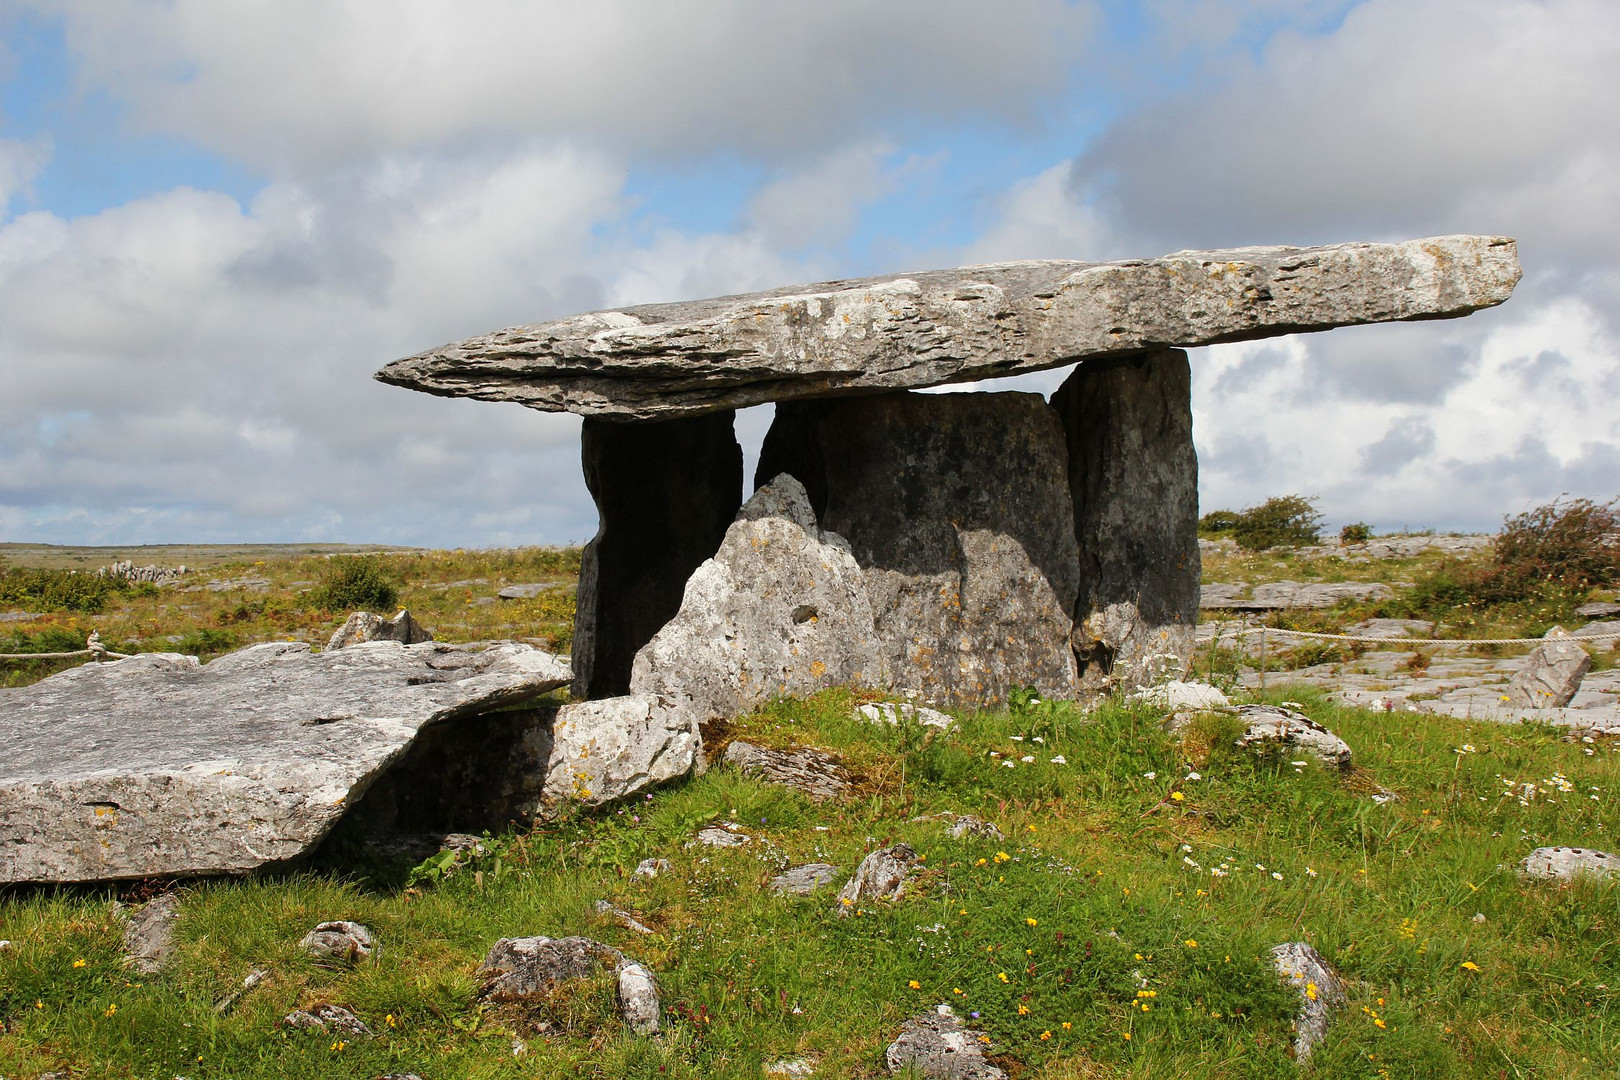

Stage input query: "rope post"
[{"left": 1259, "top": 626, "right": 1267, "bottom": 690}]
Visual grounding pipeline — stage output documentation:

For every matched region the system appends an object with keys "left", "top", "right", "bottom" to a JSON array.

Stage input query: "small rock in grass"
[
  {"left": 1133, "top": 680, "right": 1229, "bottom": 711},
  {"left": 691, "top": 826, "right": 751, "bottom": 848},
  {"left": 1270, "top": 942, "right": 1345, "bottom": 1062},
  {"left": 1519, "top": 846, "right": 1620, "bottom": 882},
  {"left": 283, "top": 1002, "right": 373, "bottom": 1038},
  {"left": 941, "top": 814, "right": 1004, "bottom": 842},
  {"left": 475, "top": 935, "right": 624, "bottom": 1002},
  {"left": 723, "top": 740, "right": 850, "bottom": 802},
  {"left": 299, "top": 920, "right": 375, "bottom": 964},
  {"left": 594, "top": 899, "right": 655, "bottom": 935},
  {"left": 885, "top": 1004, "right": 1005, "bottom": 1078},
  {"left": 378, "top": 1074, "right": 426, "bottom": 1080},
  {"left": 326, "top": 609, "right": 434, "bottom": 650},
  {"left": 212, "top": 968, "right": 270, "bottom": 1015},
  {"left": 1503, "top": 628, "right": 1591, "bottom": 708},
  {"left": 765, "top": 1057, "right": 818, "bottom": 1077},
  {"left": 121, "top": 891, "right": 181, "bottom": 974},
  {"left": 771, "top": 863, "right": 840, "bottom": 896},
  {"left": 856, "top": 702, "right": 956, "bottom": 731},
  {"left": 633, "top": 857, "right": 669, "bottom": 879},
  {"left": 616, "top": 959, "right": 661, "bottom": 1034},
  {"left": 498, "top": 583, "right": 558, "bottom": 599},
  {"left": 836, "top": 843, "right": 918, "bottom": 915},
  {"left": 1211, "top": 705, "right": 1353, "bottom": 769}
]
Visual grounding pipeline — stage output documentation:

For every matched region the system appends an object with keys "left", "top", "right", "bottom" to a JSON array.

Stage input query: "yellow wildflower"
[
  {"left": 1170, "top": 791, "right": 1186, "bottom": 802},
  {"left": 72, "top": 959, "right": 86, "bottom": 968},
  {"left": 1040, "top": 1029, "right": 1052, "bottom": 1040},
  {"left": 997, "top": 972, "right": 1010, "bottom": 983},
  {"left": 909, "top": 980, "right": 921, "bottom": 989},
  {"left": 1183, "top": 939, "right": 1197, "bottom": 948},
  {"left": 1018, "top": 1004, "right": 1030, "bottom": 1015},
  {"left": 1460, "top": 961, "right": 1480, "bottom": 972},
  {"left": 1026, "top": 917, "right": 1038, "bottom": 927}
]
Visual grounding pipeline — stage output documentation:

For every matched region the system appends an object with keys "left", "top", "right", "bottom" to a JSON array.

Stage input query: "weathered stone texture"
[
  {"left": 0, "top": 641, "right": 570, "bottom": 884},
  {"left": 572, "top": 412, "right": 742, "bottom": 699},
  {"left": 722, "top": 740, "right": 851, "bottom": 802},
  {"left": 378, "top": 236, "right": 1521, "bottom": 420},
  {"left": 542, "top": 695, "right": 703, "bottom": 811},
  {"left": 629, "top": 475, "right": 886, "bottom": 720},
  {"left": 1519, "top": 846, "right": 1620, "bottom": 882},
  {"left": 885, "top": 1005, "right": 1006, "bottom": 1079},
  {"left": 326, "top": 609, "right": 433, "bottom": 650},
  {"left": 1504, "top": 628, "right": 1591, "bottom": 708},
  {"left": 758, "top": 391, "right": 1079, "bottom": 706},
  {"left": 1053, "top": 349, "right": 1198, "bottom": 694},
  {"left": 1270, "top": 941, "right": 1346, "bottom": 1061}
]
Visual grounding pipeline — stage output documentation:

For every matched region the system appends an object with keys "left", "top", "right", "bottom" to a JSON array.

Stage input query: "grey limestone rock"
[
  {"left": 1230, "top": 705, "right": 1353, "bottom": 768},
  {"left": 941, "top": 815, "right": 1004, "bottom": 841},
  {"left": 837, "top": 843, "right": 919, "bottom": 914},
  {"left": 723, "top": 740, "right": 851, "bottom": 802},
  {"left": 542, "top": 695, "right": 702, "bottom": 812},
  {"left": 633, "top": 858, "right": 669, "bottom": 879},
  {"left": 0, "top": 641, "right": 571, "bottom": 884},
  {"left": 1505, "top": 629, "right": 1592, "bottom": 708},
  {"left": 378, "top": 236, "right": 1520, "bottom": 421},
  {"left": 299, "top": 921, "right": 375, "bottom": 964},
  {"left": 770, "top": 863, "right": 840, "bottom": 896},
  {"left": 856, "top": 702, "right": 956, "bottom": 731},
  {"left": 758, "top": 391, "right": 1079, "bottom": 707},
  {"left": 1053, "top": 350, "right": 1198, "bottom": 694},
  {"left": 498, "top": 583, "right": 559, "bottom": 599},
  {"left": 475, "top": 935, "right": 625, "bottom": 1002},
  {"left": 1270, "top": 942, "right": 1345, "bottom": 1061},
  {"left": 1519, "top": 846, "right": 1620, "bottom": 882},
  {"left": 1200, "top": 581, "right": 1394, "bottom": 611},
  {"left": 616, "top": 959, "right": 661, "bottom": 1034},
  {"left": 1133, "top": 680, "right": 1230, "bottom": 711},
  {"left": 765, "top": 1058, "right": 818, "bottom": 1078},
  {"left": 692, "top": 826, "right": 751, "bottom": 848},
  {"left": 593, "top": 899, "right": 655, "bottom": 935},
  {"left": 326, "top": 609, "right": 434, "bottom": 650},
  {"left": 630, "top": 475, "right": 886, "bottom": 720},
  {"left": 283, "top": 1002, "right": 373, "bottom": 1038},
  {"left": 572, "top": 411, "right": 742, "bottom": 699},
  {"left": 885, "top": 1005, "right": 1005, "bottom": 1079},
  {"left": 1576, "top": 601, "right": 1620, "bottom": 619},
  {"left": 121, "top": 892, "right": 181, "bottom": 975}
]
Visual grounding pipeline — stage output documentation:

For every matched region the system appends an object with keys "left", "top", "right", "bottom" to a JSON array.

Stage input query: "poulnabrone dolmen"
[
  {"left": 0, "top": 234, "right": 1520, "bottom": 885},
  {"left": 379, "top": 235, "right": 1520, "bottom": 708}
]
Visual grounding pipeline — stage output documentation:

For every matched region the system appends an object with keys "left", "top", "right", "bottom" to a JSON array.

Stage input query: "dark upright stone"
[
  {"left": 1052, "top": 349, "right": 1199, "bottom": 694},
  {"left": 757, "top": 390, "right": 1079, "bottom": 707},
  {"left": 572, "top": 413, "right": 742, "bottom": 699}
]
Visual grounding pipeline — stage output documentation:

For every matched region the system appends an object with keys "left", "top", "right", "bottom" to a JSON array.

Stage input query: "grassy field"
[{"left": 3, "top": 542, "right": 1619, "bottom": 1077}]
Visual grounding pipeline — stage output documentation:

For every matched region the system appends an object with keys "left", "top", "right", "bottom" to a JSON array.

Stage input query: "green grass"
[{"left": 5, "top": 686, "right": 1620, "bottom": 1077}]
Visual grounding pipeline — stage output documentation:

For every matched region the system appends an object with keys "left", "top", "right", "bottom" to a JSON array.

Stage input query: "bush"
[
  {"left": 0, "top": 567, "right": 127, "bottom": 613},
  {"left": 1197, "top": 510, "right": 1241, "bottom": 535},
  {"left": 308, "top": 556, "right": 400, "bottom": 612},
  {"left": 1490, "top": 496, "right": 1620, "bottom": 597},
  {"left": 1339, "top": 521, "right": 1373, "bottom": 544},
  {"left": 1231, "top": 495, "right": 1322, "bottom": 551}
]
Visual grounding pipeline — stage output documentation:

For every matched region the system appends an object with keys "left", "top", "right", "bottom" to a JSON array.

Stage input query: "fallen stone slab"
[
  {"left": 1519, "top": 846, "right": 1620, "bottom": 882},
  {"left": 476, "top": 935, "right": 624, "bottom": 1002},
  {"left": 837, "top": 843, "right": 919, "bottom": 914},
  {"left": 885, "top": 1005, "right": 1005, "bottom": 1079},
  {"left": 1577, "top": 601, "right": 1620, "bottom": 619},
  {"left": 542, "top": 695, "right": 702, "bottom": 812},
  {"left": 299, "top": 921, "right": 375, "bottom": 964},
  {"left": 497, "top": 583, "right": 560, "bottom": 600},
  {"left": 857, "top": 701, "right": 956, "bottom": 731},
  {"left": 1200, "top": 580, "right": 1395, "bottom": 610},
  {"left": 765, "top": 1058, "right": 818, "bottom": 1078},
  {"left": 1572, "top": 620, "right": 1620, "bottom": 641},
  {"left": 377, "top": 236, "right": 1519, "bottom": 421},
  {"left": 1504, "top": 628, "right": 1591, "bottom": 708},
  {"left": 0, "top": 640, "right": 570, "bottom": 884},
  {"left": 723, "top": 740, "right": 851, "bottom": 802},
  {"left": 1344, "top": 617, "right": 1432, "bottom": 639},
  {"left": 283, "top": 1002, "right": 373, "bottom": 1038},
  {"left": 1270, "top": 942, "right": 1345, "bottom": 1062},
  {"left": 121, "top": 892, "right": 181, "bottom": 975},
  {"left": 692, "top": 826, "right": 751, "bottom": 848},
  {"left": 770, "top": 863, "right": 840, "bottom": 896},
  {"left": 326, "top": 609, "right": 434, "bottom": 650}
]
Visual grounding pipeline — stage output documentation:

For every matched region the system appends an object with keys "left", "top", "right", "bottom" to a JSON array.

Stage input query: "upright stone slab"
[
  {"left": 758, "top": 391, "right": 1080, "bottom": 706},
  {"left": 572, "top": 412, "right": 742, "bottom": 699},
  {"left": 1052, "top": 349, "right": 1199, "bottom": 694}
]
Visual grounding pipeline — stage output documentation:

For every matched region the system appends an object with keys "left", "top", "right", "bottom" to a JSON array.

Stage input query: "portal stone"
[
  {"left": 1052, "top": 349, "right": 1199, "bottom": 694},
  {"left": 758, "top": 391, "right": 1080, "bottom": 706},
  {"left": 572, "top": 412, "right": 741, "bottom": 699}
]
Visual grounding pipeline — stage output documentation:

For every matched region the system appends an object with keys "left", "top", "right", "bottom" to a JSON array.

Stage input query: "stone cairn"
[{"left": 379, "top": 234, "right": 1520, "bottom": 714}]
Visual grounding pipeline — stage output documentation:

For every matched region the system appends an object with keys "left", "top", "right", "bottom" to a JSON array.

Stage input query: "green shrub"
[
  {"left": 1489, "top": 496, "right": 1620, "bottom": 598},
  {"left": 174, "top": 628, "right": 239, "bottom": 659},
  {"left": 1197, "top": 509, "right": 1241, "bottom": 535},
  {"left": 1231, "top": 495, "right": 1322, "bottom": 551},
  {"left": 308, "top": 555, "right": 399, "bottom": 612},
  {"left": 1339, "top": 521, "right": 1373, "bottom": 544},
  {"left": 0, "top": 567, "right": 127, "bottom": 613}
]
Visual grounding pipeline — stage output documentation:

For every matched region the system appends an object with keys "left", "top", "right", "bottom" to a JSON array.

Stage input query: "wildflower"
[
  {"left": 1185, "top": 772, "right": 1201, "bottom": 781},
  {"left": 34, "top": 1000, "right": 43, "bottom": 1010},
  {"left": 1062, "top": 1021, "right": 1072, "bottom": 1030},
  {"left": 841, "top": 897, "right": 854, "bottom": 906},
  {"left": 1271, "top": 872, "right": 1283, "bottom": 881},
  {"left": 953, "top": 987, "right": 964, "bottom": 995},
  {"left": 72, "top": 959, "right": 86, "bottom": 968},
  {"left": 1026, "top": 917, "right": 1038, "bottom": 927},
  {"left": 1374, "top": 1018, "right": 1386, "bottom": 1029},
  {"left": 1306, "top": 867, "right": 1318, "bottom": 877},
  {"left": 1040, "top": 1030, "right": 1052, "bottom": 1040},
  {"left": 104, "top": 1003, "right": 117, "bottom": 1017},
  {"left": 1460, "top": 961, "right": 1480, "bottom": 972},
  {"left": 976, "top": 858, "right": 988, "bottom": 866},
  {"left": 1305, "top": 983, "right": 1317, "bottom": 1001},
  {"left": 1032, "top": 736, "right": 1044, "bottom": 743},
  {"left": 978, "top": 1034, "right": 991, "bottom": 1044},
  {"left": 998, "top": 972, "right": 1010, "bottom": 983},
  {"left": 994, "top": 851, "right": 1011, "bottom": 863},
  {"left": 1049, "top": 754, "right": 1068, "bottom": 764},
  {"left": 1183, "top": 939, "right": 1198, "bottom": 948},
  {"left": 908, "top": 980, "right": 921, "bottom": 989},
  {"left": 1143, "top": 771, "right": 1156, "bottom": 779},
  {"left": 1026, "top": 824, "right": 1037, "bottom": 832},
  {"left": 1003, "top": 761, "right": 1016, "bottom": 769},
  {"left": 1018, "top": 1004, "right": 1031, "bottom": 1015},
  {"left": 1021, "top": 755, "right": 1035, "bottom": 763},
  {"left": 1010, "top": 735, "right": 1025, "bottom": 741},
  {"left": 1121, "top": 1032, "right": 1131, "bottom": 1041},
  {"left": 386, "top": 1014, "right": 397, "bottom": 1027}
]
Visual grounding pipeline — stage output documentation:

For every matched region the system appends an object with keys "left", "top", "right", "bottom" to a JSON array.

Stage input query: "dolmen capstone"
[{"left": 379, "top": 235, "right": 1519, "bottom": 714}]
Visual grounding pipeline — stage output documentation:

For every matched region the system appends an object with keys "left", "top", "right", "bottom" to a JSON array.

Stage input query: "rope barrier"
[{"left": 0, "top": 631, "right": 130, "bottom": 663}]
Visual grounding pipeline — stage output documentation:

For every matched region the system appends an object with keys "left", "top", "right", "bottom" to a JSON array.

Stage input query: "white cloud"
[
  {"left": 44, "top": 0, "right": 1098, "bottom": 170},
  {"left": 0, "top": 134, "right": 51, "bottom": 217}
]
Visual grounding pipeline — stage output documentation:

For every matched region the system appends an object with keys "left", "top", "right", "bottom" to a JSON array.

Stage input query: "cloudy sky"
[{"left": 1, "top": 0, "right": 1614, "bottom": 547}]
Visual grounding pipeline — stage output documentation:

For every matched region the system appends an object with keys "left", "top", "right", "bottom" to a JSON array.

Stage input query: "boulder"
[
  {"left": 475, "top": 935, "right": 624, "bottom": 1002},
  {"left": 770, "top": 863, "right": 840, "bottom": 896},
  {"left": 1270, "top": 942, "right": 1345, "bottom": 1061},
  {"left": 1504, "top": 628, "right": 1591, "bottom": 708},
  {"left": 572, "top": 412, "right": 742, "bottom": 699},
  {"left": 377, "top": 236, "right": 1520, "bottom": 421},
  {"left": 121, "top": 892, "right": 181, "bottom": 975},
  {"left": 0, "top": 641, "right": 571, "bottom": 884},
  {"left": 885, "top": 1005, "right": 1005, "bottom": 1079},
  {"left": 1133, "top": 680, "right": 1230, "bottom": 711},
  {"left": 630, "top": 475, "right": 886, "bottom": 720},
  {"left": 616, "top": 960, "right": 661, "bottom": 1034},
  {"left": 722, "top": 740, "right": 851, "bottom": 802},
  {"left": 326, "top": 609, "right": 434, "bottom": 650},
  {"left": 542, "top": 695, "right": 703, "bottom": 812},
  {"left": 1230, "top": 705, "right": 1353, "bottom": 768},
  {"left": 758, "top": 391, "right": 1079, "bottom": 706},
  {"left": 856, "top": 702, "right": 956, "bottom": 731},
  {"left": 1576, "top": 601, "right": 1620, "bottom": 619},
  {"left": 1053, "top": 350, "right": 1198, "bottom": 694},
  {"left": 1519, "top": 846, "right": 1620, "bottom": 882},
  {"left": 298, "top": 921, "right": 375, "bottom": 964},
  {"left": 836, "top": 843, "right": 919, "bottom": 914}
]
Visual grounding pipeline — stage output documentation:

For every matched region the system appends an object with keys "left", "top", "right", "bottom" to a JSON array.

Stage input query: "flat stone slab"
[
  {"left": 0, "top": 641, "right": 570, "bottom": 883},
  {"left": 1519, "top": 846, "right": 1620, "bottom": 882},
  {"left": 1200, "top": 580, "right": 1394, "bottom": 610},
  {"left": 376, "top": 236, "right": 1519, "bottom": 420}
]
